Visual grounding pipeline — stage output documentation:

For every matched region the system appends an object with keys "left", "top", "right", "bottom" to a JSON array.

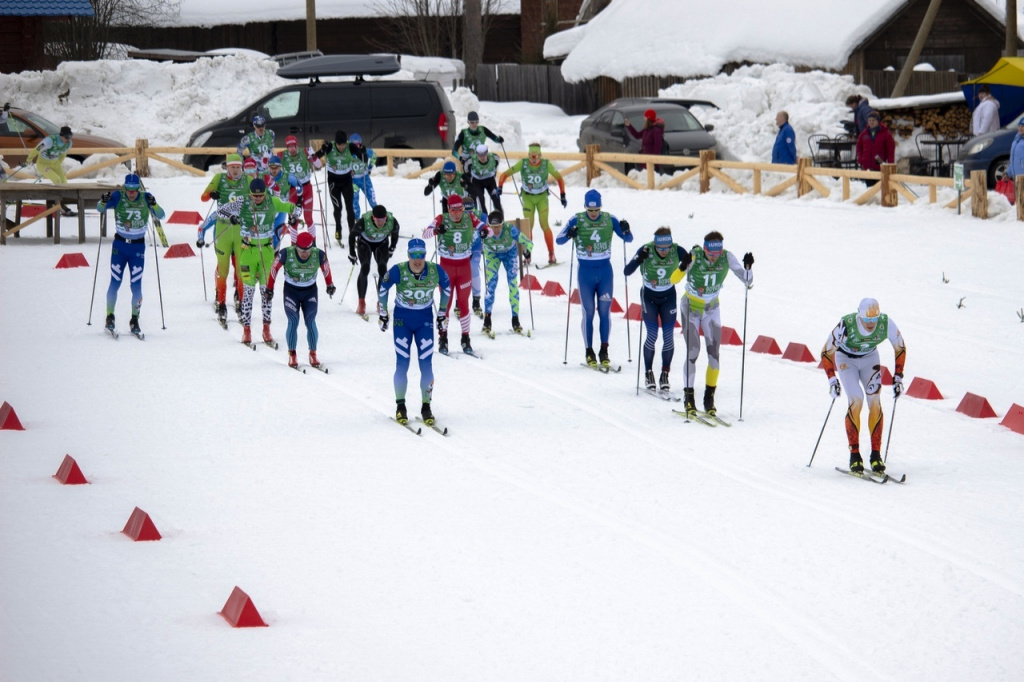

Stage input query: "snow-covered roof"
[
  {"left": 168, "top": 0, "right": 519, "bottom": 27},
  {"left": 550, "top": 0, "right": 1024, "bottom": 83}
]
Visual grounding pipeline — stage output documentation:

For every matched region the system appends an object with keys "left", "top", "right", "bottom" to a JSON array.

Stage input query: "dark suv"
[{"left": 183, "top": 55, "right": 455, "bottom": 169}]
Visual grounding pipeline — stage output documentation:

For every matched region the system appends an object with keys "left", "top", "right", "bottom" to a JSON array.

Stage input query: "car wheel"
[{"left": 989, "top": 157, "right": 1009, "bottom": 189}]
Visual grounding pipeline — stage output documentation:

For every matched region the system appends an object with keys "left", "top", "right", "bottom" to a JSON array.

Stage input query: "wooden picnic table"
[{"left": 0, "top": 182, "right": 116, "bottom": 245}]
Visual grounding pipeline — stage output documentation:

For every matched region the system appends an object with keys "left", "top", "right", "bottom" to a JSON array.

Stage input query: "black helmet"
[
  {"left": 335, "top": 130, "right": 347, "bottom": 145},
  {"left": 488, "top": 210, "right": 504, "bottom": 225},
  {"left": 249, "top": 178, "right": 266, "bottom": 193},
  {"left": 372, "top": 205, "right": 387, "bottom": 219}
]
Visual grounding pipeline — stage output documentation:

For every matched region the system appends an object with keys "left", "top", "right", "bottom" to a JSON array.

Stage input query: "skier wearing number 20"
[
  {"left": 377, "top": 239, "right": 452, "bottom": 427},
  {"left": 820, "top": 298, "right": 906, "bottom": 475}
]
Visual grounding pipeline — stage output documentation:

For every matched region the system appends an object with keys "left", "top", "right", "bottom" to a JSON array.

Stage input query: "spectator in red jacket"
[
  {"left": 625, "top": 108, "right": 665, "bottom": 172},
  {"left": 856, "top": 110, "right": 895, "bottom": 186}
]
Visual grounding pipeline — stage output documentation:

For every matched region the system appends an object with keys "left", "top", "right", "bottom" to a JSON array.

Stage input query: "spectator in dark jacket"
[
  {"left": 1006, "top": 117, "right": 1024, "bottom": 180},
  {"left": 771, "top": 111, "right": 797, "bottom": 164},
  {"left": 846, "top": 95, "right": 873, "bottom": 136},
  {"left": 624, "top": 108, "right": 665, "bottom": 173},
  {"left": 856, "top": 110, "right": 895, "bottom": 186}
]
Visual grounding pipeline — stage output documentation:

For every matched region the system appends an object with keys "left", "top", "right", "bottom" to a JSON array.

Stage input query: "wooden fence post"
[
  {"left": 135, "top": 139, "right": 150, "bottom": 177},
  {"left": 699, "top": 150, "right": 715, "bottom": 194},
  {"left": 970, "top": 170, "right": 988, "bottom": 219},
  {"left": 880, "top": 164, "right": 897, "bottom": 207},
  {"left": 796, "top": 158, "right": 809, "bottom": 197},
  {"left": 585, "top": 144, "right": 599, "bottom": 185},
  {"left": 1016, "top": 176, "right": 1024, "bottom": 221}
]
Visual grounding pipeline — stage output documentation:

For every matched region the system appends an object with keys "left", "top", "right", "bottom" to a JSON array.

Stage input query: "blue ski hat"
[
  {"left": 442, "top": 160, "right": 457, "bottom": 174},
  {"left": 252, "top": 114, "right": 266, "bottom": 126},
  {"left": 268, "top": 154, "right": 282, "bottom": 166},
  {"left": 408, "top": 238, "right": 427, "bottom": 258},
  {"left": 123, "top": 173, "right": 140, "bottom": 190},
  {"left": 350, "top": 133, "right": 362, "bottom": 145},
  {"left": 584, "top": 189, "right": 601, "bottom": 209}
]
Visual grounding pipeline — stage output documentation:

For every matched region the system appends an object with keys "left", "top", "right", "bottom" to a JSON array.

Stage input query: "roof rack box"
[{"left": 277, "top": 54, "right": 401, "bottom": 79}]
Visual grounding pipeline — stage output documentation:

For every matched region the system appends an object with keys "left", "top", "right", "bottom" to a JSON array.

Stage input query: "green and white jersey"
[
  {"left": 456, "top": 128, "right": 489, "bottom": 158},
  {"left": 835, "top": 313, "right": 890, "bottom": 355},
  {"left": 482, "top": 223, "right": 532, "bottom": 255},
  {"left": 437, "top": 173, "right": 463, "bottom": 197},
  {"left": 571, "top": 211, "right": 615, "bottom": 261},
  {"left": 113, "top": 193, "right": 153, "bottom": 239},
  {"left": 281, "top": 149, "right": 314, "bottom": 185},
  {"left": 210, "top": 173, "right": 249, "bottom": 208},
  {"left": 238, "top": 130, "right": 275, "bottom": 166},
  {"left": 519, "top": 159, "right": 554, "bottom": 194},
  {"left": 350, "top": 149, "right": 375, "bottom": 178},
  {"left": 640, "top": 241, "right": 681, "bottom": 293},
  {"left": 359, "top": 211, "right": 395, "bottom": 243},
  {"left": 467, "top": 152, "right": 499, "bottom": 180},
  {"left": 393, "top": 262, "right": 442, "bottom": 311},
  {"left": 35, "top": 134, "right": 72, "bottom": 161},
  {"left": 430, "top": 211, "right": 480, "bottom": 261},
  {"left": 279, "top": 246, "right": 322, "bottom": 287},
  {"left": 239, "top": 196, "right": 296, "bottom": 243},
  {"left": 324, "top": 143, "right": 355, "bottom": 175},
  {"left": 684, "top": 247, "right": 750, "bottom": 303}
]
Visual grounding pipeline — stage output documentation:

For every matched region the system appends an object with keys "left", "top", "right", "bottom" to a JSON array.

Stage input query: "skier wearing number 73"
[{"left": 820, "top": 298, "right": 907, "bottom": 475}]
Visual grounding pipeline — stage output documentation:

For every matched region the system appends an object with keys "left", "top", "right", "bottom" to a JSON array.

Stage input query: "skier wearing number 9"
[
  {"left": 377, "top": 238, "right": 452, "bottom": 426},
  {"left": 820, "top": 298, "right": 906, "bottom": 475}
]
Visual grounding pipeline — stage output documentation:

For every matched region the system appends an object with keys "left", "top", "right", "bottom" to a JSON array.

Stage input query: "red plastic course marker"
[
  {"left": 54, "top": 454, "right": 88, "bottom": 484},
  {"left": 220, "top": 587, "right": 268, "bottom": 627},
  {"left": 122, "top": 507, "right": 162, "bottom": 541},
  {"left": 750, "top": 335, "right": 782, "bottom": 355},
  {"left": 0, "top": 401, "right": 25, "bottom": 430}
]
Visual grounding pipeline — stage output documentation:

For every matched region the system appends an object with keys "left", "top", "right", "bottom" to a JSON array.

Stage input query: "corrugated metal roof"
[{"left": 0, "top": 0, "right": 95, "bottom": 17}]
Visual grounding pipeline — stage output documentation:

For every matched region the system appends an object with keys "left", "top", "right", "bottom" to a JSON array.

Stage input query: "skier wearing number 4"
[
  {"left": 266, "top": 232, "right": 335, "bottom": 369},
  {"left": 670, "top": 231, "right": 753, "bottom": 418},
  {"left": 479, "top": 210, "right": 534, "bottom": 335},
  {"left": 624, "top": 227, "right": 692, "bottom": 393},
  {"left": 96, "top": 174, "right": 166, "bottom": 336},
  {"left": 378, "top": 238, "right": 452, "bottom": 426},
  {"left": 556, "top": 189, "right": 633, "bottom": 368},
  {"left": 821, "top": 298, "right": 907, "bottom": 474}
]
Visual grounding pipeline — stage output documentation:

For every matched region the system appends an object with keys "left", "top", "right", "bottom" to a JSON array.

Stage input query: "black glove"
[
  {"left": 229, "top": 215, "right": 240, "bottom": 225},
  {"left": 320, "top": 142, "right": 331, "bottom": 156},
  {"left": 435, "top": 223, "right": 447, "bottom": 235},
  {"left": 743, "top": 252, "right": 755, "bottom": 269},
  {"left": 196, "top": 238, "right": 205, "bottom": 248},
  {"left": 388, "top": 246, "right": 395, "bottom": 257},
  {"left": 635, "top": 246, "right": 650, "bottom": 263},
  {"left": 523, "top": 249, "right": 531, "bottom": 263},
  {"left": 289, "top": 216, "right": 300, "bottom": 227},
  {"left": 266, "top": 288, "right": 274, "bottom": 302},
  {"left": 378, "top": 314, "right": 389, "bottom": 332},
  {"left": 893, "top": 373, "right": 904, "bottom": 398},
  {"left": 2, "top": 102, "right": 9, "bottom": 112},
  {"left": 100, "top": 192, "right": 112, "bottom": 203},
  {"left": 496, "top": 135, "right": 504, "bottom": 144},
  {"left": 146, "top": 194, "right": 156, "bottom": 206},
  {"left": 619, "top": 220, "right": 631, "bottom": 236},
  {"left": 479, "top": 226, "right": 489, "bottom": 239},
  {"left": 828, "top": 376, "right": 841, "bottom": 399},
  {"left": 436, "top": 314, "right": 448, "bottom": 332},
  {"left": 424, "top": 183, "right": 433, "bottom": 196},
  {"left": 326, "top": 284, "right": 337, "bottom": 297},
  {"left": 491, "top": 188, "right": 500, "bottom": 198},
  {"left": 209, "top": 190, "right": 220, "bottom": 201},
  {"left": 565, "top": 225, "right": 578, "bottom": 239},
  {"left": 348, "top": 253, "right": 357, "bottom": 265},
  {"left": 560, "top": 192, "right": 567, "bottom": 208},
  {"left": 679, "top": 249, "right": 693, "bottom": 270}
]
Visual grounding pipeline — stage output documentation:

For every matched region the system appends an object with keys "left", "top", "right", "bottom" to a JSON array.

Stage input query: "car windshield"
[
  {"left": 15, "top": 110, "right": 59, "bottom": 135},
  {"left": 660, "top": 109, "right": 704, "bottom": 133}
]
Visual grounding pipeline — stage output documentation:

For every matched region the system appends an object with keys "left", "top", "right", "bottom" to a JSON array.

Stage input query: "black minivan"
[{"left": 183, "top": 55, "right": 455, "bottom": 169}]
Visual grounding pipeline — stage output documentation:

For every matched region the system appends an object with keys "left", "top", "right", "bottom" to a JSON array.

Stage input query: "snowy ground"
[{"left": 3, "top": 57, "right": 1024, "bottom": 680}]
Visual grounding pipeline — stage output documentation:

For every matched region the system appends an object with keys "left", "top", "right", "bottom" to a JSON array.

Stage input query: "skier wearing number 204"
[
  {"left": 820, "top": 298, "right": 907, "bottom": 475},
  {"left": 377, "top": 239, "right": 452, "bottom": 427}
]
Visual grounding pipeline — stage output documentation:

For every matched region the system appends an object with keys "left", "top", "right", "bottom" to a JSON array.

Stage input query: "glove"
[
  {"left": 560, "top": 192, "right": 567, "bottom": 208},
  {"left": 229, "top": 215, "right": 240, "bottom": 225},
  {"left": 100, "top": 192, "right": 112, "bottom": 203},
  {"left": 436, "top": 314, "right": 448, "bottom": 332},
  {"left": 146, "top": 194, "right": 156, "bottom": 206},
  {"left": 265, "top": 288, "right": 274, "bottom": 302},
  {"left": 491, "top": 188, "right": 500, "bottom": 199},
  {"left": 348, "top": 253, "right": 357, "bottom": 265},
  {"left": 388, "top": 246, "right": 395, "bottom": 257},
  {"left": 288, "top": 215, "right": 300, "bottom": 227},
  {"left": 241, "top": 235, "right": 252, "bottom": 246},
  {"left": 743, "top": 252, "right": 755, "bottom": 269},
  {"left": 435, "top": 223, "right": 447, "bottom": 235},
  {"left": 378, "top": 314, "right": 390, "bottom": 332},
  {"left": 196, "top": 235, "right": 205, "bottom": 248},
  {"left": 424, "top": 184, "right": 433, "bottom": 196},
  {"left": 326, "top": 284, "right": 337, "bottom": 298},
  {"left": 619, "top": 220, "right": 631, "bottom": 236},
  {"left": 209, "top": 190, "right": 220, "bottom": 201},
  {"left": 320, "top": 142, "right": 331, "bottom": 155},
  {"left": 565, "top": 225, "right": 578, "bottom": 240},
  {"left": 893, "top": 373, "right": 904, "bottom": 398},
  {"left": 307, "top": 146, "right": 315, "bottom": 157},
  {"left": 680, "top": 250, "right": 693, "bottom": 270},
  {"left": 635, "top": 246, "right": 650, "bottom": 263},
  {"left": 295, "top": 185, "right": 303, "bottom": 198},
  {"left": 523, "top": 249, "right": 531, "bottom": 264},
  {"left": 828, "top": 377, "right": 841, "bottom": 399},
  {"left": 495, "top": 185, "right": 503, "bottom": 195},
  {"left": 288, "top": 173, "right": 298, "bottom": 187},
  {"left": 496, "top": 135, "right": 504, "bottom": 144},
  {"left": 479, "top": 226, "right": 490, "bottom": 239}
]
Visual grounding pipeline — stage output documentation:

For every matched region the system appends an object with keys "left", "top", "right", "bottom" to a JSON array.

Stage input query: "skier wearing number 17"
[
  {"left": 556, "top": 189, "right": 633, "bottom": 368},
  {"left": 820, "top": 298, "right": 907, "bottom": 475},
  {"left": 624, "top": 227, "right": 692, "bottom": 393},
  {"left": 378, "top": 238, "right": 452, "bottom": 426}
]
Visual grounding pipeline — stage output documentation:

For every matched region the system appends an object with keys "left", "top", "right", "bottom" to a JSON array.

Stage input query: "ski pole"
[
  {"left": 339, "top": 254, "right": 356, "bottom": 304},
  {"left": 562, "top": 246, "right": 575, "bottom": 365},
  {"left": 635, "top": 285, "right": 645, "bottom": 394},
  {"left": 149, "top": 214, "right": 167, "bottom": 329},
  {"left": 312, "top": 169, "right": 330, "bottom": 249},
  {"left": 524, "top": 255, "right": 535, "bottom": 331},
  {"left": 807, "top": 397, "right": 837, "bottom": 468},
  {"left": 498, "top": 142, "right": 524, "bottom": 212},
  {"left": 623, "top": 241, "right": 632, "bottom": 363},
  {"left": 197, "top": 201, "right": 214, "bottom": 302},
  {"left": 739, "top": 273, "right": 750, "bottom": 421},
  {"left": 87, "top": 211, "right": 106, "bottom": 325},
  {"left": 883, "top": 396, "right": 899, "bottom": 463}
]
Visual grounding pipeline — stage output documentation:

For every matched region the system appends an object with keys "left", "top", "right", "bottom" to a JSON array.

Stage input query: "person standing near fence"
[
  {"left": 970, "top": 85, "right": 1000, "bottom": 137},
  {"left": 498, "top": 142, "right": 566, "bottom": 265},
  {"left": 771, "top": 111, "right": 797, "bottom": 164},
  {"left": 846, "top": 95, "right": 872, "bottom": 136},
  {"left": 856, "top": 111, "right": 894, "bottom": 186},
  {"left": 624, "top": 109, "right": 665, "bottom": 172}
]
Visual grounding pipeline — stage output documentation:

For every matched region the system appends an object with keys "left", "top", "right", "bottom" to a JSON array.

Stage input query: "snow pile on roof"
[{"left": 168, "top": 0, "right": 520, "bottom": 27}]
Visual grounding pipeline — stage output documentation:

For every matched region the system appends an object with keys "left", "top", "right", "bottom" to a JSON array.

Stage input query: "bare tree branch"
[{"left": 45, "top": 0, "right": 181, "bottom": 62}]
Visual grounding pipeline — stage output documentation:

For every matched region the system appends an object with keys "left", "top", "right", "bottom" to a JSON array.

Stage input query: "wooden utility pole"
[
  {"left": 891, "top": 0, "right": 943, "bottom": 98},
  {"left": 1007, "top": 0, "right": 1018, "bottom": 57},
  {"left": 306, "top": 0, "right": 317, "bottom": 51},
  {"left": 464, "top": 0, "right": 482, "bottom": 88}
]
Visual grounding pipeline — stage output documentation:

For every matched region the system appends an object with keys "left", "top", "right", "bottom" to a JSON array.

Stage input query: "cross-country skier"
[
  {"left": 498, "top": 142, "right": 566, "bottom": 265},
  {"left": 820, "top": 297, "right": 907, "bottom": 474},
  {"left": 280, "top": 135, "right": 321, "bottom": 236},
  {"left": 349, "top": 204, "right": 400, "bottom": 317},
  {"left": 266, "top": 231, "right": 336, "bottom": 369},
  {"left": 464, "top": 143, "right": 502, "bottom": 214},
  {"left": 451, "top": 111, "right": 503, "bottom": 170},
  {"left": 96, "top": 173, "right": 165, "bottom": 336},
  {"left": 27, "top": 124, "right": 75, "bottom": 215},
  {"left": 377, "top": 238, "right": 452, "bottom": 426},
  {"left": 348, "top": 133, "right": 377, "bottom": 220},
  {"left": 624, "top": 226, "right": 692, "bottom": 392},
  {"left": 237, "top": 114, "right": 275, "bottom": 172},
  {"left": 671, "top": 231, "right": 753, "bottom": 418},
  {"left": 316, "top": 130, "right": 357, "bottom": 244},
  {"left": 198, "top": 153, "right": 249, "bottom": 324},
  {"left": 423, "top": 160, "right": 465, "bottom": 214},
  {"left": 422, "top": 194, "right": 486, "bottom": 355},
  {"left": 479, "top": 210, "right": 533, "bottom": 336},
  {"left": 556, "top": 189, "right": 633, "bottom": 368}
]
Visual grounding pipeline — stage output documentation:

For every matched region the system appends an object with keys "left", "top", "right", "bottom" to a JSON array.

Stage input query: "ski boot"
[
  {"left": 548, "top": 253, "right": 557, "bottom": 265},
  {"left": 585, "top": 347, "right": 597, "bottom": 367},
  {"left": 703, "top": 385, "right": 717, "bottom": 416},
  {"left": 335, "top": 228, "right": 342, "bottom": 244},
  {"left": 217, "top": 303, "right": 228, "bottom": 326},
  {"left": 129, "top": 316, "right": 141, "bottom": 335},
  {"left": 234, "top": 288, "right": 242, "bottom": 320},
  {"left": 599, "top": 343, "right": 610, "bottom": 368},
  {"left": 356, "top": 299, "right": 366, "bottom": 316},
  {"left": 660, "top": 370, "right": 671, "bottom": 393},
  {"left": 421, "top": 402, "right": 435, "bottom": 426},
  {"left": 309, "top": 351, "right": 320, "bottom": 368},
  {"left": 241, "top": 325, "right": 252, "bottom": 344},
  {"left": 849, "top": 451, "right": 865, "bottom": 474},
  {"left": 438, "top": 331, "right": 449, "bottom": 355},
  {"left": 482, "top": 313, "right": 492, "bottom": 334},
  {"left": 104, "top": 313, "right": 116, "bottom": 331},
  {"left": 511, "top": 315, "right": 522, "bottom": 333},
  {"left": 645, "top": 370, "right": 657, "bottom": 391},
  {"left": 396, "top": 400, "right": 409, "bottom": 425},
  {"left": 461, "top": 333, "right": 473, "bottom": 354},
  {"left": 472, "top": 295, "right": 482, "bottom": 316},
  {"left": 262, "top": 324, "right": 274, "bottom": 344},
  {"left": 288, "top": 350, "right": 298, "bottom": 368},
  {"left": 683, "top": 388, "right": 697, "bottom": 418},
  {"left": 869, "top": 450, "right": 885, "bottom": 474},
  {"left": 60, "top": 204, "right": 76, "bottom": 217}
]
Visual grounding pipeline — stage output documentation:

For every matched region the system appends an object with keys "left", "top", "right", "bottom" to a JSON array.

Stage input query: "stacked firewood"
[{"left": 879, "top": 103, "right": 972, "bottom": 139}]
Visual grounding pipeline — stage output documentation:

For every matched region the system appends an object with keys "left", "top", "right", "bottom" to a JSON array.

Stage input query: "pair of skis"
[
  {"left": 834, "top": 467, "right": 907, "bottom": 484},
  {"left": 106, "top": 326, "right": 144, "bottom": 341},
  {"left": 580, "top": 362, "right": 622, "bottom": 374},
  {"left": 393, "top": 416, "right": 449, "bottom": 436},
  {"left": 671, "top": 408, "right": 732, "bottom": 427},
  {"left": 483, "top": 328, "right": 532, "bottom": 340}
]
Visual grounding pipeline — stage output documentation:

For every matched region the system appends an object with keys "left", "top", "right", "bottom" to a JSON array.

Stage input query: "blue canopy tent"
[{"left": 962, "top": 58, "right": 1024, "bottom": 127}]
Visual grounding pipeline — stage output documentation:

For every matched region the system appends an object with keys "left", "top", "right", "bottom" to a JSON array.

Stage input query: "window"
[
  {"left": 262, "top": 91, "right": 301, "bottom": 121},
  {"left": 308, "top": 86, "right": 370, "bottom": 120},
  {"left": 661, "top": 109, "right": 703, "bottom": 133},
  {"left": 371, "top": 86, "right": 433, "bottom": 118}
]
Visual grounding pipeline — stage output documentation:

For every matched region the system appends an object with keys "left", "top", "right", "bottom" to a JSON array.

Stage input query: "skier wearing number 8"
[
  {"left": 557, "top": 189, "right": 633, "bottom": 368},
  {"left": 820, "top": 298, "right": 907, "bottom": 474},
  {"left": 670, "top": 231, "right": 753, "bottom": 418},
  {"left": 624, "top": 227, "right": 692, "bottom": 392},
  {"left": 378, "top": 238, "right": 452, "bottom": 426}
]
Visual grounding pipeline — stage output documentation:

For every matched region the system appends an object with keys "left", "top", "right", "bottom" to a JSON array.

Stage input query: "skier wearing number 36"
[{"left": 820, "top": 298, "right": 907, "bottom": 475}]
